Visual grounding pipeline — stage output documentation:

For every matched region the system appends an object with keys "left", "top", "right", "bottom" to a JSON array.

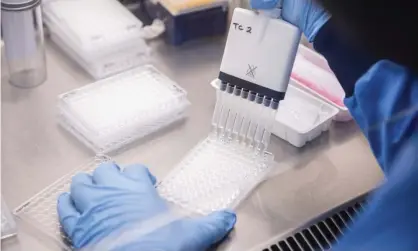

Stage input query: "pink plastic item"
[
  {"left": 291, "top": 73, "right": 344, "bottom": 107},
  {"left": 290, "top": 45, "right": 352, "bottom": 121}
]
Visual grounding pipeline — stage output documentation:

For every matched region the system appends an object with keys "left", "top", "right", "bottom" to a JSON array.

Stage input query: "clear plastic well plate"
[
  {"left": 2, "top": 198, "right": 17, "bottom": 240},
  {"left": 14, "top": 156, "right": 110, "bottom": 250},
  {"left": 157, "top": 136, "right": 274, "bottom": 215},
  {"left": 43, "top": 0, "right": 144, "bottom": 59},
  {"left": 58, "top": 65, "right": 190, "bottom": 153}
]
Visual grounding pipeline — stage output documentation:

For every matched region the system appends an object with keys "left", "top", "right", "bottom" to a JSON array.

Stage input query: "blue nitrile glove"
[
  {"left": 57, "top": 163, "right": 236, "bottom": 250},
  {"left": 250, "top": 0, "right": 329, "bottom": 42}
]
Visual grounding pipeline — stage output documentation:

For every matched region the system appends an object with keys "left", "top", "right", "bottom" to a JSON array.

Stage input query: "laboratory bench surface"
[{"left": 1, "top": 37, "right": 383, "bottom": 251}]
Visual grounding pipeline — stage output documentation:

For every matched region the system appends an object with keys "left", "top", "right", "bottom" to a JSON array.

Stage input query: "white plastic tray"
[
  {"left": 291, "top": 45, "right": 351, "bottom": 121},
  {"left": 42, "top": 0, "right": 144, "bottom": 59},
  {"left": 43, "top": 0, "right": 151, "bottom": 79},
  {"left": 272, "top": 81, "right": 338, "bottom": 147},
  {"left": 58, "top": 65, "right": 190, "bottom": 153},
  {"left": 14, "top": 157, "right": 110, "bottom": 250}
]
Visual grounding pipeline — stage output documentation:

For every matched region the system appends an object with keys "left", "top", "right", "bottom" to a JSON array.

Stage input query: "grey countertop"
[{"left": 1, "top": 37, "right": 383, "bottom": 251}]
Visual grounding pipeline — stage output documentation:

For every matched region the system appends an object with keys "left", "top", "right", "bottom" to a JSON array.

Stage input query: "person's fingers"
[
  {"left": 92, "top": 162, "right": 121, "bottom": 185},
  {"left": 57, "top": 193, "right": 80, "bottom": 237},
  {"left": 186, "top": 210, "right": 236, "bottom": 249},
  {"left": 70, "top": 173, "right": 94, "bottom": 212},
  {"left": 122, "top": 164, "right": 156, "bottom": 185}
]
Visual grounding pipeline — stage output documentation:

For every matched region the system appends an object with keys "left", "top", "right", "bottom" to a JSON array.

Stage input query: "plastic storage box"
[
  {"left": 43, "top": 0, "right": 150, "bottom": 79},
  {"left": 291, "top": 45, "right": 351, "bottom": 121},
  {"left": 58, "top": 65, "right": 190, "bottom": 153},
  {"left": 272, "top": 82, "right": 339, "bottom": 147}
]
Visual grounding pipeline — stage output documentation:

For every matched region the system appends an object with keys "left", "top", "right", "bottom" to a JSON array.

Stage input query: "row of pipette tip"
[{"left": 211, "top": 81, "right": 279, "bottom": 154}]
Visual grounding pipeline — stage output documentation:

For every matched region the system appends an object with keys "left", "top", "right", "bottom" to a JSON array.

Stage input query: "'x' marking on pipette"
[{"left": 246, "top": 64, "right": 257, "bottom": 78}]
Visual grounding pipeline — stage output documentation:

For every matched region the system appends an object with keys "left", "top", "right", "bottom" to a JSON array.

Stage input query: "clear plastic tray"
[
  {"left": 2, "top": 198, "right": 17, "bottom": 240},
  {"left": 43, "top": 0, "right": 150, "bottom": 79},
  {"left": 14, "top": 156, "right": 110, "bottom": 250},
  {"left": 58, "top": 65, "right": 190, "bottom": 153},
  {"left": 42, "top": 0, "right": 144, "bottom": 59},
  {"left": 49, "top": 30, "right": 150, "bottom": 79},
  {"left": 157, "top": 136, "right": 274, "bottom": 215}
]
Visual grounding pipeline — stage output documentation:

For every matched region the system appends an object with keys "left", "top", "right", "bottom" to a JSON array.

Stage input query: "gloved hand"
[
  {"left": 250, "top": 0, "right": 329, "bottom": 42},
  {"left": 57, "top": 163, "right": 236, "bottom": 250}
]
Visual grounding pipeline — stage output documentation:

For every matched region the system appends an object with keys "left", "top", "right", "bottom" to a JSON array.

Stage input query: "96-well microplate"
[{"left": 158, "top": 136, "right": 274, "bottom": 215}]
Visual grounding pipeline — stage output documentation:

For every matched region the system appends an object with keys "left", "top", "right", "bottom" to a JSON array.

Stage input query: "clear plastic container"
[
  {"left": 49, "top": 30, "right": 150, "bottom": 80},
  {"left": 14, "top": 156, "right": 110, "bottom": 250},
  {"left": 42, "top": 0, "right": 144, "bottom": 59},
  {"left": 58, "top": 65, "right": 190, "bottom": 153},
  {"left": 1, "top": 198, "right": 17, "bottom": 240},
  {"left": 157, "top": 136, "right": 275, "bottom": 214},
  {"left": 1, "top": 0, "right": 47, "bottom": 88},
  {"left": 42, "top": 0, "right": 149, "bottom": 79},
  {"left": 272, "top": 82, "right": 338, "bottom": 147}
]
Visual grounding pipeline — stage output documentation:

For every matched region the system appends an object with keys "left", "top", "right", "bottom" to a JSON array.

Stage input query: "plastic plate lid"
[{"left": 42, "top": 0, "right": 143, "bottom": 54}]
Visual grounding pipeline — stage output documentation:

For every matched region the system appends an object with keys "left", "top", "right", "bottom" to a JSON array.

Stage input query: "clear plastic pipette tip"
[
  {"left": 211, "top": 81, "right": 228, "bottom": 136},
  {"left": 245, "top": 94, "right": 264, "bottom": 147},
  {"left": 211, "top": 79, "right": 279, "bottom": 155},
  {"left": 217, "top": 83, "right": 235, "bottom": 140},
  {"left": 256, "top": 98, "right": 279, "bottom": 153}
]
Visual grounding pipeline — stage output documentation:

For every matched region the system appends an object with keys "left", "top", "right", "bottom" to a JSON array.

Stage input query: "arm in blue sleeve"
[
  {"left": 343, "top": 60, "right": 418, "bottom": 173},
  {"left": 313, "top": 19, "right": 418, "bottom": 174},
  {"left": 331, "top": 61, "right": 418, "bottom": 251},
  {"left": 313, "top": 19, "right": 377, "bottom": 97},
  {"left": 313, "top": 17, "right": 418, "bottom": 251}
]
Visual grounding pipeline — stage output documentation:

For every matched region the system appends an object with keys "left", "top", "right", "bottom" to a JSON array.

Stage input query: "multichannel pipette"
[{"left": 212, "top": 7, "right": 301, "bottom": 153}]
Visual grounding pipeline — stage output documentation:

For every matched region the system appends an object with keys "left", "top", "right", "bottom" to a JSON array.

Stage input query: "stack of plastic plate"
[
  {"left": 43, "top": 0, "right": 150, "bottom": 79},
  {"left": 58, "top": 65, "right": 190, "bottom": 153}
]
